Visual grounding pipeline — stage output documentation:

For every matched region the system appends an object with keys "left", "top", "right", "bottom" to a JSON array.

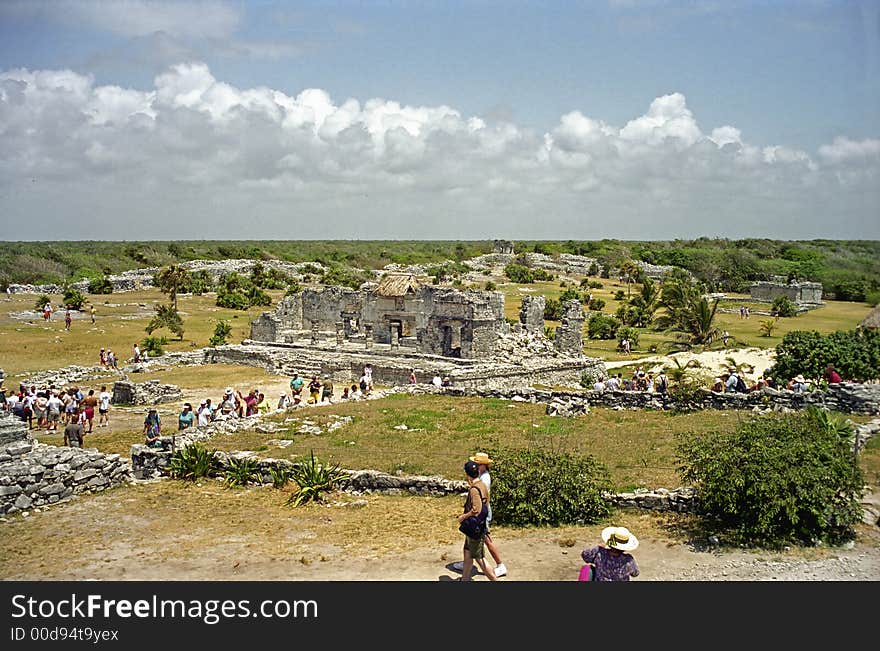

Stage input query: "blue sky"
[{"left": 0, "top": 0, "right": 878, "bottom": 240}]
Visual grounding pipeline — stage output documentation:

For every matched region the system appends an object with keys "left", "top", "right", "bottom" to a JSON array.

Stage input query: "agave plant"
[
  {"left": 168, "top": 443, "right": 221, "bottom": 481},
  {"left": 269, "top": 465, "right": 291, "bottom": 489},
  {"left": 224, "top": 456, "right": 261, "bottom": 488},
  {"left": 286, "top": 451, "right": 350, "bottom": 507}
]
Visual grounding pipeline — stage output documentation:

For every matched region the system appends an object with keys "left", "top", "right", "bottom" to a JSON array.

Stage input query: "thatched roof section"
[
  {"left": 375, "top": 274, "right": 420, "bottom": 297},
  {"left": 860, "top": 304, "right": 880, "bottom": 329}
]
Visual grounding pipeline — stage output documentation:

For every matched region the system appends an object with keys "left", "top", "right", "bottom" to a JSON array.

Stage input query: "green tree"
[
  {"left": 62, "top": 286, "right": 86, "bottom": 310},
  {"left": 620, "top": 259, "right": 640, "bottom": 297},
  {"left": 146, "top": 303, "right": 184, "bottom": 340},
  {"left": 154, "top": 264, "right": 193, "bottom": 310},
  {"left": 209, "top": 320, "right": 233, "bottom": 347}
]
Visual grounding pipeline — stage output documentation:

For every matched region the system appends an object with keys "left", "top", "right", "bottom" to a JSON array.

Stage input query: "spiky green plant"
[
  {"left": 168, "top": 443, "right": 221, "bottom": 481},
  {"left": 224, "top": 456, "right": 261, "bottom": 488},
  {"left": 286, "top": 451, "right": 350, "bottom": 507},
  {"left": 269, "top": 465, "right": 291, "bottom": 489}
]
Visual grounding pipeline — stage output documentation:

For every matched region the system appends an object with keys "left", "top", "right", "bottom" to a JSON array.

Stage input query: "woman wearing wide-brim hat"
[{"left": 580, "top": 526, "right": 640, "bottom": 581}]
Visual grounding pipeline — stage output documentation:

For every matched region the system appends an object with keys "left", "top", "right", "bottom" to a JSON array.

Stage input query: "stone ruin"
[
  {"left": 493, "top": 239, "right": 514, "bottom": 254},
  {"left": 111, "top": 380, "right": 182, "bottom": 405},
  {"left": 750, "top": 278, "right": 823, "bottom": 306},
  {"left": 251, "top": 274, "right": 510, "bottom": 359}
]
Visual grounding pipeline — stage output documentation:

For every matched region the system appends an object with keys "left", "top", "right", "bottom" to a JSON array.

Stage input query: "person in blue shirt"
[{"left": 178, "top": 403, "right": 195, "bottom": 430}]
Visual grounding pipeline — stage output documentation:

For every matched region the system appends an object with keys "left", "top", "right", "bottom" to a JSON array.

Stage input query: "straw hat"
[
  {"left": 601, "top": 526, "right": 639, "bottom": 551},
  {"left": 469, "top": 452, "right": 494, "bottom": 466},
  {"left": 794, "top": 375, "right": 806, "bottom": 383}
]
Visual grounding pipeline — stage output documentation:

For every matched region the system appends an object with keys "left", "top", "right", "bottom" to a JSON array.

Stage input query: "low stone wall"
[
  {"left": 112, "top": 380, "right": 182, "bottom": 405},
  {"left": 0, "top": 420, "right": 131, "bottom": 516},
  {"left": 418, "top": 383, "right": 880, "bottom": 416}
]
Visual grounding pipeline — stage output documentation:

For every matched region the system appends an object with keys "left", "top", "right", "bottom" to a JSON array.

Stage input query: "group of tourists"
[
  {"left": 710, "top": 363, "right": 844, "bottom": 395},
  {"left": 591, "top": 368, "right": 668, "bottom": 394},
  {"left": 1, "top": 382, "right": 112, "bottom": 444}
]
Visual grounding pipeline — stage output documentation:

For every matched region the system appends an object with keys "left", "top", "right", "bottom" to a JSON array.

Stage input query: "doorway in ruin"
[
  {"left": 389, "top": 319, "right": 403, "bottom": 346},
  {"left": 442, "top": 323, "right": 462, "bottom": 358}
]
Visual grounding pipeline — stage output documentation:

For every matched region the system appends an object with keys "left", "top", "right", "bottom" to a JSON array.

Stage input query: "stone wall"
[
  {"left": 111, "top": 380, "right": 182, "bottom": 405},
  {"left": 0, "top": 414, "right": 131, "bottom": 516},
  {"left": 425, "top": 383, "right": 880, "bottom": 415},
  {"left": 750, "top": 281, "right": 824, "bottom": 305}
]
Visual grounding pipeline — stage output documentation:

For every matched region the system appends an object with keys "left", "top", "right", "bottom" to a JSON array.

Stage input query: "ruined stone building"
[
  {"left": 749, "top": 278, "right": 823, "bottom": 306},
  {"left": 250, "top": 274, "right": 513, "bottom": 359}
]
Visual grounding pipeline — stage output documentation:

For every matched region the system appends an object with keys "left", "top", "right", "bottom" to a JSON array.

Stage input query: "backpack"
[{"left": 736, "top": 376, "right": 748, "bottom": 393}]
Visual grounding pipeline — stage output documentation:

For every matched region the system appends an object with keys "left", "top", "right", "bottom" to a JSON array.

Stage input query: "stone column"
[
  {"left": 390, "top": 324, "right": 399, "bottom": 349},
  {"left": 335, "top": 322, "right": 345, "bottom": 345},
  {"left": 310, "top": 320, "right": 318, "bottom": 345},
  {"left": 364, "top": 325, "right": 373, "bottom": 349}
]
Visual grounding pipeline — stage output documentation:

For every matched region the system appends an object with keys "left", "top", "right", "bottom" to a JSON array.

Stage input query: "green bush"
[
  {"left": 484, "top": 280, "right": 497, "bottom": 291},
  {"left": 269, "top": 466, "right": 291, "bottom": 489},
  {"left": 616, "top": 326, "right": 640, "bottom": 349},
  {"left": 587, "top": 297, "right": 605, "bottom": 312},
  {"left": 88, "top": 274, "right": 113, "bottom": 294},
  {"left": 770, "top": 328, "right": 880, "bottom": 383},
  {"left": 141, "top": 335, "right": 167, "bottom": 357},
  {"left": 771, "top": 295, "right": 798, "bottom": 317},
  {"left": 209, "top": 320, "right": 232, "bottom": 347},
  {"left": 169, "top": 443, "right": 221, "bottom": 481},
  {"left": 216, "top": 289, "right": 250, "bottom": 310},
  {"left": 62, "top": 286, "right": 86, "bottom": 310},
  {"left": 676, "top": 408, "right": 864, "bottom": 548},
  {"left": 504, "top": 264, "right": 534, "bottom": 284},
  {"left": 587, "top": 313, "right": 620, "bottom": 340},
  {"left": 543, "top": 298, "right": 562, "bottom": 321},
  {"left": 613, "top": 289, "right": 626, "bottom": 301},
  {"left": 488, "top": 447, "right": 613, "bottom": 527},
  {"left": 34, "top": 293, "right": 52, "bottom": 312},
  {"left": 866, "top": 290, "right": 880, "bottom": 307}
]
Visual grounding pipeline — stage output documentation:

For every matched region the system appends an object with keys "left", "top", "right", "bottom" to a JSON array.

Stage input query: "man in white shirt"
[
  {"left": 98, "top": 385, "right": 111, "bottom": 427},
  {"left": 432, "top": 375, "right": 443, "bottom": 388},
  {"left": 605, "top": 375, "right": 620, "bottom": 391},
  {"left": 593, "top": 377, "right": 606, "bottom": 392}
]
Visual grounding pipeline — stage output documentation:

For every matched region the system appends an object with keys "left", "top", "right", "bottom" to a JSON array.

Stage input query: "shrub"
[
  {"left": 587, "top": 297, "right": 605, "bottom": 312},
  {"left": 772, "top": 295, "right": 798, "bottom": 317},
  {"left": 588, "top": 262, "right": 600, "bottom": 277},
  {"left": 286, "top": 451, "right": 350, "bottom": 506},
  {"left": 141, "top": 335, "right": 167, "bottom": 357},
  {"left": 487, "top": 447, "right": 613, "bottom": 527},
  {"left": 216, "top": 289, "right": 250, "bottom": 310},
  {"left": 146, "top": 303, "right": 184, "bottom": 339},
  {"left": 579, "top": 368, "right": 601, "bottom": 388},
  {"left": 543, "top": 325, "right": 556, "bottom": 340},
  {"left": 484, "top": 280, "right": 497, "bottom": 291},
  {"left": 62, "top": 286, "right": 86, "bottom": 310},
  {"left": 88, "top": 274, "right": 113, "bottom": 294},
  {"left": 616, "top": 326, "right": 640, "bottom": 349},
  {"left": 587, "top": 313, "right": 620, "bottom": 340},
  {"left": 676, "top": 408, "right": 864, "bottom": 548},
  {"left": 759, "top": 318, "right": 778, "bottom": 337},
  {"left": 588, "top": 280, "right": 603, "bottom": 289},
  {"left": 34, "top": 293, "right": 52, "bottom": 312},
  {"left": 543, "top": 298, "right": 562, "bottom": 321},
  {"left": 209, "top": 319, "right": 232, "bottom": 347},
  {"left": 866, "top": 290, "right": 880, "bottom": 307},
  {"left": 285, "top": 280, "right": 302, "bottom": 296},
  {"left": 169, "top": 443, "right": 221, "bottom": 481},
  {"left": 770, "top": 328, "right": 880, "bottom": 384},
  {"left": 224, "top": 456, "right": 261, "bottom": 488},
  {"left": 613, "top": 289, "right": 626, "bottom": 301},
  {"left": 504, "top": 264, "right": 534, "bottom": 284}
]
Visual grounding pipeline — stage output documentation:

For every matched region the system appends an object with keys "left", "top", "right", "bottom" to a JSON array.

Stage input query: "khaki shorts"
[{"left": 464, "top": 534, "right": 485, "bottom": 560}]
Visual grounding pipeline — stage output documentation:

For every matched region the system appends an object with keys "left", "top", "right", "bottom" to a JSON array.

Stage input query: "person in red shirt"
[{"left": 826, "top": 364, "right": 842, "bottom": 384}]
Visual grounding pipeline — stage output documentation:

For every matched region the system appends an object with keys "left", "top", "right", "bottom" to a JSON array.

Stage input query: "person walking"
[
  {"left": 580, "top": 526, "right": 640, "bottom": 581},
  {"left": 409, "top": 368, "right": 417, "bottom": 384},
  {"left": 457, "top": 460, "right": 497, "bottom": 582},
  {"left": 64, "top": 309, "right": 72, "bottom": 331},
  {"left": 80, "top": 389, "right": 98, "bottom": 433},
  {"left": 308, "top": 376, "right": 321, "bottom": 404},
  {"left": 90, "top": 305, "right": 96, "bottom": 324},
  {"left": 97, "top": 385, "right": 111, "bottom": 427},
  {"left": 453, "top": 452, "right": 507, "bottom": 577},
  {"left": 321, "top": 377, "right": 334, "bottom": 403}
]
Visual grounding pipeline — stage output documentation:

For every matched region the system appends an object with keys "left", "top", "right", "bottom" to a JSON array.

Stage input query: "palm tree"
[
  {"left": 620, "top": 259, "right": 640, "bottom": 297},
  {"left": 154, "top": 264, "right": 191, "bottom": 311}
]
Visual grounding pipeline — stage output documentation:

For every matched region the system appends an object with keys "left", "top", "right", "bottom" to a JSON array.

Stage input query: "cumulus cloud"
[{"left": 0, "top": 63, "right": 877, "bottom": 239}]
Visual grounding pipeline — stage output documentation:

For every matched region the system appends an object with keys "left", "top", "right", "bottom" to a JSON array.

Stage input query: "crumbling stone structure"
[
  {"left": 493, "top": 240, "right": 514, "bottom": 254},
  {"left": 250, "top": 275, "right": 510, "bottom": 359},
  {"left": 750, "top": 279, "right": 823, "bottom": 306},
  {"left": 519, "top": 295, "right": 546, "bottom": 333},
  {"left": 554, "top": 300, "right": 584, "bottom": 355},
  {"left": 111, "top": 380, "right": 182, "bottom": 405}
]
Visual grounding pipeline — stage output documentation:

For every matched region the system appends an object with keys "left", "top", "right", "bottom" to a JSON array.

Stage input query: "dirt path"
[{"left": 2, "top": 482, "right": 877, "bottom": 582}]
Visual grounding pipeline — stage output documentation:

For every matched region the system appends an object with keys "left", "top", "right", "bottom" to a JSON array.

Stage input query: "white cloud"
[{"left": 0, "top": 63, "right": 877, "bottom": 239}]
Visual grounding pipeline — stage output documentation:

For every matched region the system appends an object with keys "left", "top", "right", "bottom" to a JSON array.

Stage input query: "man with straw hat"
[
  {"left": 580, "top": 526, "right": 640, "bottom": 581},
  {"left": 453, "top": 451, "right": 508, "bottom": 578}
]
